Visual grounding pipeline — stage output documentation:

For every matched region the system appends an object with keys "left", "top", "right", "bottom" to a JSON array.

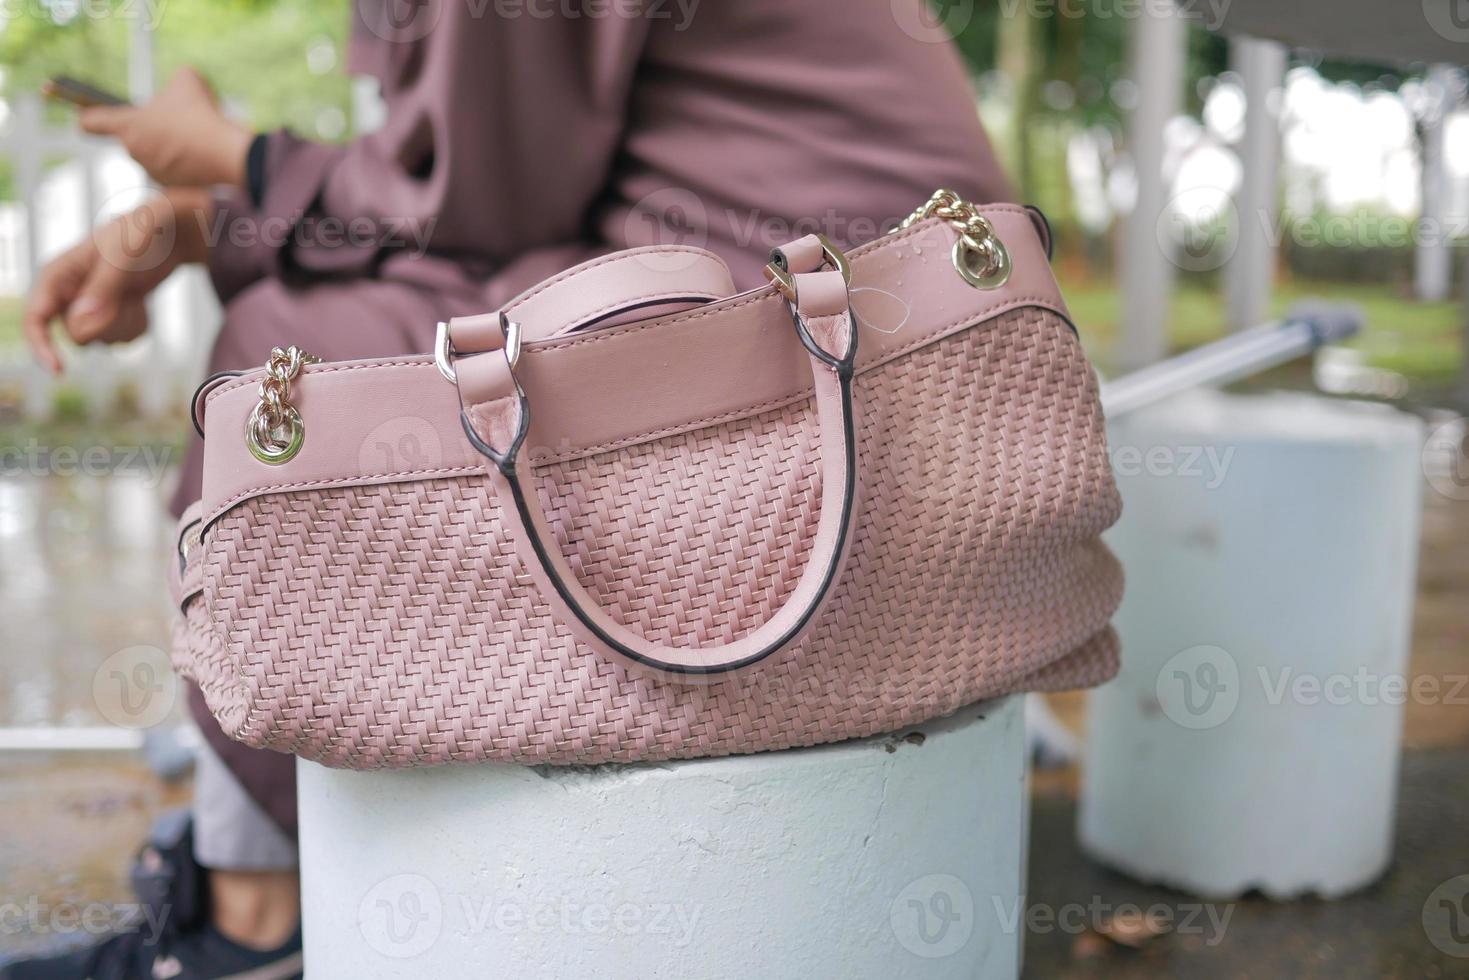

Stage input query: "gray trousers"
[{"left": 192, "top": 738, "right": 298, "bottom": 872}]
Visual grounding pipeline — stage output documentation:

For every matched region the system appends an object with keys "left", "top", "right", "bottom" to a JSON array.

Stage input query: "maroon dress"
[{"left": 181, "top": 0, "right": 1011, "bottom": 839}]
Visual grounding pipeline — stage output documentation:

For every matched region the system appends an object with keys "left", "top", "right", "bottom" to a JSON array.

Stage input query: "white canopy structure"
[
  {"left": 1214, "top": 1, "right": 1469, "bottom": 68},
  {"left": 1120, "top": 0, "right": 1467, "bottom": 399}
]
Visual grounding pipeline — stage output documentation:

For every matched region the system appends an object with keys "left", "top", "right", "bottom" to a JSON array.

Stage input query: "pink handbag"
[{"left": 169, "top": 191, "right": 1123, "bottom": 769}]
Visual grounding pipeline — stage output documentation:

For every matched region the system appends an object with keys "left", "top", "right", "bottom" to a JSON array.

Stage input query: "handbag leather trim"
[{"left": 193, "top": 206, "right": 1071, "bottom": 529}]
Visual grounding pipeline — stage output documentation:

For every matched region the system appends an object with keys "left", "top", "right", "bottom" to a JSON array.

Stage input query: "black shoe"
[
  {"left": 0, "top": 811, "right": 303, "bottom": 980},
  {"left": 0, "top": 924, "right": 304, "bottom": 980}
]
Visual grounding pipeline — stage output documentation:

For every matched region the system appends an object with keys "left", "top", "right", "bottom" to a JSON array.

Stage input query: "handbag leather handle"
[
  {"left": 447, "top": 245, "right": 735, "bottom": 346},
  {"left": 454, "top": 236, "right": 859, "bottom": 676}
]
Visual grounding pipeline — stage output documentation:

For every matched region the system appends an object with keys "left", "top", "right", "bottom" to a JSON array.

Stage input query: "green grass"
[
  {"left": 0, "top": 276, "right": 1461, "bottom": 420},
  {"left": 1063, "top": 278, "right": 1465, "bottom": 388},
  {"left": 0, "top": 295, "right": 20, "bottom": 348},
  {"left": 0, "top": 296, "right": 186, "bottom": 453}
]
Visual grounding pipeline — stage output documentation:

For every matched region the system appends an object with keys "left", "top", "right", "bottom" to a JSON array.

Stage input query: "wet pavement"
[
  {"left": 0, "top": 754, "right": 191, "bottom": 959},
  {"left": 0, "top": 472, "right": 188, "bottom": 960},
  {"left": 0, "top": 474, "right": 179, "bottom": 728},
  {"left": 1024, "top": 748, "right": 1469, "bottom": 978},
  {"left": 1030, "top": 481, "right": 1469, "bottom": 977},
  {"left": 1, "top": 453, "right": 1467, "bottom": 972}
]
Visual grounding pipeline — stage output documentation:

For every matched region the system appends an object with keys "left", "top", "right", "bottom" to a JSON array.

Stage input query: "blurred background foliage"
[
  {"left": 0, "top": 0, "right": 1445, "bottom": 230},
  {"left": 0, "top": 1, "right": 1427, "bottom": 198},
  {"left": 0, "top": 0, "right": 352, "bottom": 165},
  {"left": 0, "top": 0, "right": 1463, "bottom": 397}
]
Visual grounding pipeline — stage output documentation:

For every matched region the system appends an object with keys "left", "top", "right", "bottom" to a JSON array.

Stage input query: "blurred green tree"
[
  {"left": 935, "top": 0, "right": 1227, "bottom": 202},
  {"left": 0, "top": 0, "right": 353, "bottom": 138}
]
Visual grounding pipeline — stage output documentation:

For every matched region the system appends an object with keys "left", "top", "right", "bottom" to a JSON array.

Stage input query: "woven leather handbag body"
[{"left": 169, "top": 191, "right": 1123, "bottom": 770}]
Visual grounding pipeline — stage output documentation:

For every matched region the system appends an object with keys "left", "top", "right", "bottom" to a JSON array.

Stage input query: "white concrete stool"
[
  {"left": 299, "top": 697, "right": 1027, "bottom": 979},
  {"left": 1080, "top": 390, "right": 1423, "bottom": 898}
]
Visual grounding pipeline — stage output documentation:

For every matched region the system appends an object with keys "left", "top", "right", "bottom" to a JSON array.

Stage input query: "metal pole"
[
  {"left": 1101, "top": 304, "right": 1363, "bottom": 418},
  {"left": 0, "top": 727, "right": 145, "bottom": 752},
  {"left": 1118, "top": 0, "right": 1188, "bottom": 370}
]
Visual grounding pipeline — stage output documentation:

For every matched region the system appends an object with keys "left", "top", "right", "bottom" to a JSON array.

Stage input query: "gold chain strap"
[
  {"left": 901, "top": 189, "right": 1012, "bottom": 289},
  {"left": 245, "top": 345, "right": 320, "bottom": 464}
]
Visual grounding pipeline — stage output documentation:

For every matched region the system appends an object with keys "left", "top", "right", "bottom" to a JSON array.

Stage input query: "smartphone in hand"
[{"left": 42, "top": 76, "right": 130, "bottom": 109}]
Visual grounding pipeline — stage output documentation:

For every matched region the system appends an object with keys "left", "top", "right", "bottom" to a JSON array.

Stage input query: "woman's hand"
[
  {"left": 80, "top": 68, "right": 252, "bottom": 189},
  {"left": 22, "top": 189, "right": 212, "bottom": 374}
]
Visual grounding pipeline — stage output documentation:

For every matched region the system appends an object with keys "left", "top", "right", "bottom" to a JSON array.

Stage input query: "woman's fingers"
[
  {"left": 63, "top": 255, "right": 129, "bottom": 345},
  {"left": 79, "top": 67, "right": 245, "bottom": 188},
  {"left": 21, "top": 278, "right": 65, "bottom": 375},
  {"left": 77, "top": 104, "right": 133, "bottom": 137},
  {"left": 166, "top": 65, "right": 217, "bottom": 103},
  {"left": 102, "top": 297, "right": 150, "bottom": 344},
  {"left": 20, "top": 195, "right": 194, "bottom": 369},
  {"left": 21, "top": 247, "right": 91, "bottom": 374}
]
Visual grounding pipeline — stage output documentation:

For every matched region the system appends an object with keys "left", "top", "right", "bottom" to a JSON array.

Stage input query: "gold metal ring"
[
  {"left": 952, "top": 236, "right": 1011, "bottom": 290},
  {"left": 245, "top": 404, "right": 305, "bottom": 464},
  {"left": 903, "top": 189, "right": 1015, "bottom": 291}
]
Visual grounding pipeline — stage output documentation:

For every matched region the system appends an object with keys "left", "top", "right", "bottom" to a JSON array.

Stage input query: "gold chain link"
[
  {"left": 245, "top": 346, "right": 320, "bottom": 464},
  {"left": 901, "top": 189, "right": 1012, "bottom": 289}
]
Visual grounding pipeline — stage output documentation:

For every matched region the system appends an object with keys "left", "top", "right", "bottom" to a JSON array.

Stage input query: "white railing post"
[
  {"left": 1224, "top": 35, "right": 1286, "bottom": 332},
  {"left": 13, "top": 95, "right": 43, "bottom": 292},
  {"left": 0, "top": 14, "right": 214, "bottom": 425},
  {"left": 1117, "top": 2, "right": 1188, "bottom": 370},
  {"left": 1416, "top": 65, "right": 1459, "bottom": 303},
  {"left": 129, "top": 16, "right": 156, "bottom": 103},
  {"left": 21, "top": 362, "right": 53, "bottom": 420}
]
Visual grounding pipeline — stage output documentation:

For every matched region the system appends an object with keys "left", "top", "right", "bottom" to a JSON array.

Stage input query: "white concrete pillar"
[
  {"left": 1080, "top": 390, "right": 1423, "bottom": 899},
  {"left": 298, "top": 698, "right": 1027, "bottom": 979},
  {"left": 1117, "top": 0, "right": 1188, "bottom": 370},
  {"left": 1225, "top": 36, "right": 1287, "bottom": 331},
  {"left": 1415, "top": 65, "right": 1457, "bottom": 304}
]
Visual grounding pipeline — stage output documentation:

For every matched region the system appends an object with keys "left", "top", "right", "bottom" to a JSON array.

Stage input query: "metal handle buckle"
[
  {"left": 435, "top": 314, "right": 522, "bottom": 385},
  {"left": 762, "top": 234, "right": 852, "bottom": 304}
]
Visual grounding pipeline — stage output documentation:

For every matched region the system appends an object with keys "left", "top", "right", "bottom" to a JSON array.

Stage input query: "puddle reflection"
[{"left": 0, "top": 472, "right": 178, "bottom": 728}]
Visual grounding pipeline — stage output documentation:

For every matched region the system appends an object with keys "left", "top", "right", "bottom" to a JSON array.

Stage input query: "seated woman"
[{"left": 13, "top": 1, "right": 1008, "bottom": 976}]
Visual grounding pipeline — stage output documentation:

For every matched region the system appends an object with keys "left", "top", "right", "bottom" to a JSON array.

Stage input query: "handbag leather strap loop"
[
  {"left": 449, "top": 246, "right": 735, "bottom": 350},
  {"left": 458, "top": 239, "right": 860, "bottom": 676},
  {"left": 770, "top": 235, "right": 857, "bottom": 373},
  {"left": 439, "top": 245, "right": 733, "bottom": 385}
]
